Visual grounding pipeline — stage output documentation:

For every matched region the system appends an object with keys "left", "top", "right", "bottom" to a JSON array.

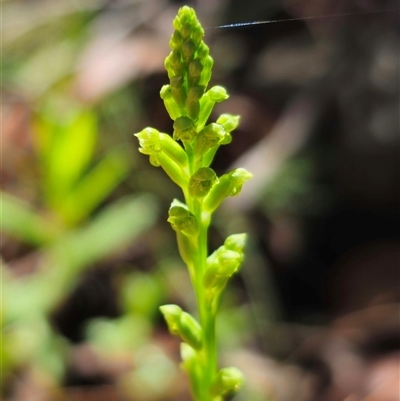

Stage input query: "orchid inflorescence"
[{"left": 134, "top": 6, "right": 252, "bottom": 401}]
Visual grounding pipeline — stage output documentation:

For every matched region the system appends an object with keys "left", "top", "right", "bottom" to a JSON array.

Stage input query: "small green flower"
[
  {"left": 170, "top": 75, "right": 186, "bottom": 108},
  {"left": 134, "top": 127, "right": 162, "bottom": 155},
  {"left": 168, "top": 205, "right": 198, "bottom": 237},
  {"left": 203, "top": 168, "right": 253, "bottom": 214},
  {"left": 159, "top": 304, "right": 182, "bottom": 335},
  {"left": 156, "top": 152, "right": 188, "bottom": 188},
  {"left": 173, "top": 116, "right": 196, "bottom": 142},
  {"left": 216, "top": 114, "right": 240, "bottom": 144},
  {"left": 189, "top": 167, "right": 217, "bottom": 198},
  {"left": 203, "top": 242, "right": 244, "bottom": 290},
  {"left": 197, "top": 86, "right": 229, "bottom": 130},
  {"left": 159, "top": 133, "right": 188, "bottom": 169},
  {"left": 188, "top": 59, "right": 203, "bottom": 85},
  {"left": 194, "top": 123, "right": 226, "bottom": 157},
  {"left": 169, "top": 31, "right": 183, "bottom": 50},
  {"left": 160, "top": 304, "right": 203, "bottom": 350},
  {"left": 160, "top": 85, "right": 182, "bottom": 120},
  {"left": 210, "top": 367, "right": 244, "bottom": 398},
  {"left": 199, "top": 56, "right": 214, "bottom": 87},
  {"left": 224, "top": 233, "right": 247, "bottom": 254},
  {"left": 178, "top": 312, "right": 203, "bottom": 350}
]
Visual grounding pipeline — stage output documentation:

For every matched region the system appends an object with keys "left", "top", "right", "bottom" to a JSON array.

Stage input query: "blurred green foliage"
[
  {"left": 2, "top": 6, "right": 161, "bottom": 388},
  {"left": 1, "top": 105, "right": 159, "bottom": 386}
]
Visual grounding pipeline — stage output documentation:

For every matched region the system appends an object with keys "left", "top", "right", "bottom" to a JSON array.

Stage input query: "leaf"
[
  {"left": 1, "top": 192, "right": 60, "bottom": 246},
  {"left": 48, "top": 194, "right": 159, "bottom": 288},
  {"left": 59, "top": 146, "right": 131, "bottom": 225},
  {"left": 45, "top": 109, "right": 97, "bottom": 208},
  {"left": 5, "top": 194, "right": 159, "bottom": 318}
]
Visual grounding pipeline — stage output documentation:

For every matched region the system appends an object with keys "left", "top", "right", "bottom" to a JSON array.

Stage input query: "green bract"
[{"left": 134, "top": 6, "right": 252, "bottom": 401}]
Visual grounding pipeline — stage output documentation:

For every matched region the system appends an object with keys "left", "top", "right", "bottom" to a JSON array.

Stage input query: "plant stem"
[
  {"left": 185, "top": 169, "right": 216, "bottom": 400},
  {"left": 195, "top": 219, "right": 217, "bottom": 401}
]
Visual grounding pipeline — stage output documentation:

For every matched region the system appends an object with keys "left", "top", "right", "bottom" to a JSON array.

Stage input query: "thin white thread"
[{"left": 207, "top": 8, "right": 398, "bottom": 29}]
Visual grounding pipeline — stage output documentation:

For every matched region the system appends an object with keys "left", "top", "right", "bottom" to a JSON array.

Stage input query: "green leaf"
[
  {"left": 121, "top": 273, "right": 163, "bottom": 318},
  {"left": 5, "top": 194, "right": 160, "bottom": 319},
  {"left": 65, "top": 193, "right": 158, "bottom": 269},
  {"left": 43, "top": 109, "right": 97, "bottom": 210},
  {"left": 1, "top": 192, "right": 60, "bottom": 246},
  {"left": 59, "top": 146, "right": 131, "bottom": 226}
]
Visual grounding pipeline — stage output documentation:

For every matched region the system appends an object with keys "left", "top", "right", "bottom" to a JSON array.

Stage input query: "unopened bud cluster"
[{"left": 134, "top": 6, "right": 251, "bottom": 400}]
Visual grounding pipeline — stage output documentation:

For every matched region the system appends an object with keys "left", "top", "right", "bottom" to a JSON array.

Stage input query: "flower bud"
[
  {"left": 160, "top": 304, "right": 182, "bottom": 335},
  {"left": 186, "top": 86, "right": 205, "bottom": 120},
  {"left": 210, "top": 367, "right": 244, "bottom": 398},
  {"left": 157, "top": 152, "right": 187, "bottom": 188},
  {"left": 202, "top": 175, "right": 232, "bottom": 214},
  {"left": 173, "top": 16, "right": 182, "bottom": 31},
  {"left": 187, "top": 85, "right": 205, "bottom": 103},
  {"left": 160, "top": 306, "right": 202, "bottom": 350},
  {"left": 216, "top": 114, "right": 240, "bottom": 133},
  {"left": 160, "top": 85, "right": 182, "bottom": 120},
  {"left": 229, "top": 168, "right": 253, "bottom": 196},
  {"left": 172, "top": 88, "right": 187, "bottom": 109},
  {"left": 203, "top": 264, "right": 226, "bottom": 289},
  {"left": 188, "top": 59, "right": 203, "bottom": 85},
  {"left": 168, "top": 205, "right": 198, "bottom": 237},
  {"left": 208, "top": 86, "right": 229, "bottom": 102},
  {"left": 166, "top": 50, "right": 181, "bottom": 70},
  {"left": 134, "top": 127, "right": 161, "bottom": 155},
  {"left": 176, "top": 228, "right": 197, "bottom": 266},
  {"left": 203, "top": 168, "right": 252, "bottom": 213},
  {"left": 181, "top": 22, "right": 192, "bottom": 39},
  {"left": 197, "top": 87, "right": 229, "bottom": 130},
  {"left": 189, "top": 167, "right": 217, "bottom": 198},
  {"left": 178, "top": 312, "right": 202, "bottom": 350},
  {"left": 180, "top": 342, "right": 196, "bottom": 363},
  {"left": 199, "top": 55, "right": 214, "bottom": 86},
  {"left": 182, "top": 39, "right": 196, "bottom": 62},
  {"left": 159, "top": 133, "right": 188, "bottom": 168},
  {"left": 197, "top": 42, "right": 209, "bottom": 59},
  {"left": 187, "top": 100, "right": 200, "bottom": 121},
  {"left": 191, "top": 26, "right": 204, "bottom": 48},
  {"left": 169, "top": 31, "right": 183, "bottom": 50},
  {"left": 165, "top": 51, "right": 184, "bottom": 79},
  {"left": 134, "top": 129, "right": 187, "bottom": 186},
  {"left": 148, "top": 154, "right": 161, "bottom": 167},
  {"left": 224, "top": 233, "right": 247, "bottom": 254},
  {"left": 218, "top": 250, "right": 242, "bottom": 273},
  {"left": 173, "top": 116, "right": 196, "bottom": 142},
  {"left": 194, "top": 123, "right": 226, "bottom": 156},
  {"left": 170, "top": 75, "right": 186, "bottom": 108},
  {"left": 203, "top": 247, "right": 242, "bottom": 289}
]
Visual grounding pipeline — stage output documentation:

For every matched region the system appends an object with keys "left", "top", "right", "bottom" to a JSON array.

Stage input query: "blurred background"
[{"left": 2, "top": 0, "right": 399, "bottom": 400}]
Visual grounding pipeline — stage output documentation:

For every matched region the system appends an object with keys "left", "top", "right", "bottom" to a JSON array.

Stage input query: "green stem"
[
  {"left": 185, "top": 151, "right": 217, "bottom": 400},
  {"left": 196, "top": 217, "right": 217, "bottom": 401}
]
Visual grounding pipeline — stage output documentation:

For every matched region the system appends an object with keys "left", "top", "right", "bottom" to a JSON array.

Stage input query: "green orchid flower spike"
[{"left": 134, "top": 6, "right": 251, "bottom": 401}]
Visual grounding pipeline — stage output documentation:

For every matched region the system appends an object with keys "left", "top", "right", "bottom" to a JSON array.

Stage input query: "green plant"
[
  {"left": 1, "top": 99, "right": 159, "bottom": 390},
  {"left": 134, "top": 6, "right": 252, "bottom": 401}
]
